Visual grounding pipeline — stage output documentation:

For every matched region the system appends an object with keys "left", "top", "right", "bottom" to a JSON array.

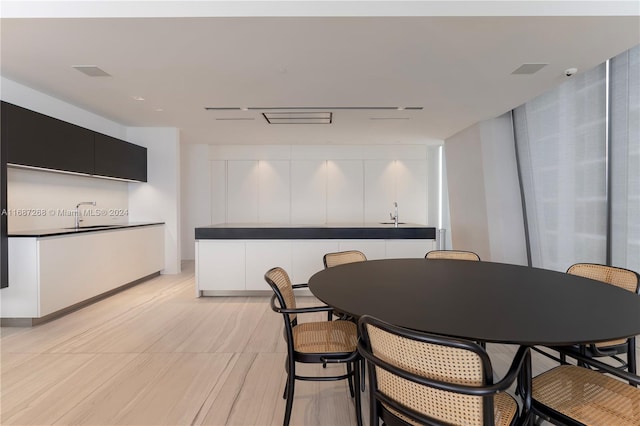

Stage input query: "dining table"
[{"left": 308, "top": 258, "right": 640, "bottom": 422}]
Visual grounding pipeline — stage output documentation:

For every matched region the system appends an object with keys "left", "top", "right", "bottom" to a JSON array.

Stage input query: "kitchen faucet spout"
[
  {"left": 389, "top": 202, "right": 399, "bottom": 228},
  {"left": 75, "top": 201, "right": 96, "bottom": 229}
]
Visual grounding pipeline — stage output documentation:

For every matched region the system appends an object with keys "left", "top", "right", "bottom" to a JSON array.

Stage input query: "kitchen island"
[
  {"left": 2, "top": 222, "right": 164, "bottom": 325},
  {"left": 195, "top": 223, "right": 436, "bottom": 296}
]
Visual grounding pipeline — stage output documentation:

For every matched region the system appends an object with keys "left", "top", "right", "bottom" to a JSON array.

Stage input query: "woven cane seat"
[
  {"left": 293, "top": 320, "right": 357, "bottom": 353},
  {"left": 532, "top": 365, "right": 640, "bottom": 426},
  {"left": 425, "top": 250, "right": 481, "bottom": 261}
]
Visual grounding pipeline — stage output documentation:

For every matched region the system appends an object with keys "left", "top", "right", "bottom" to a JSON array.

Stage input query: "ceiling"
[{"left": 1, "top": 2, "right": 639, "bottom": 145}]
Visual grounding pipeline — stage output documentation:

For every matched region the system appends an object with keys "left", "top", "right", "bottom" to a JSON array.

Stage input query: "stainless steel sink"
[{"left": 65, "top": 225, "right": 120, "bottom": 229}]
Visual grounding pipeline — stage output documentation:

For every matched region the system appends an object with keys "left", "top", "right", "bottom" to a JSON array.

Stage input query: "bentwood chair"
[
  {"left": 264, "top": 267, "right": 362, "bottom": 426},
  {"left": 358, "top": 315, "right": 528, "bottom": 426},
  {"left": 565, "top": 263, "right": 640, "bottom": 374},
  {"left": 323, "top": 250, "right": 367, "bottom": 320},
  {"left": 425, "top": 249, "right": 481, "bottom": 261},
  {"left": 532, "top": 348, "right": 640, "bottom": 425}
]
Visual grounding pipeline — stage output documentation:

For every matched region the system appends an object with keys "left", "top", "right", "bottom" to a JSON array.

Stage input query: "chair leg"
[
  {"left": 628, "top": 339, "right": 637, "bottom": 385},
  {"left": 354, "top": 359, "right": 363, "bottom": 426},
  {"left": 361, "top": 359, "right": 366, "bottom": 391},
  {"left": 283, "top": 369, "right": 295, "bottom": 426},
  {"left": 346, "top": 362, "right": 355, "bottom": 398},
  {"left": 282, "top": 381, "right": 288, "bottom": 399}
]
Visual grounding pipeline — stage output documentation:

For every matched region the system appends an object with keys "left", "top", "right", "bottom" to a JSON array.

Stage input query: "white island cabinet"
[
  {"left": 195, "top": 224, "right": 436, "bottom": 296},
  {"left": 2, "top": 224, "right": 164, "bottom": 324}
]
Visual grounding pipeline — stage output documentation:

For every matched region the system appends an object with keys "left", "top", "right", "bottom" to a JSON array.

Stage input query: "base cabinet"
[
  {"left": 1, "top": 225, "right": 164, "bottom": 319},
  {"left": 196, "top": 238, "right": 435, "bottom": 295}
]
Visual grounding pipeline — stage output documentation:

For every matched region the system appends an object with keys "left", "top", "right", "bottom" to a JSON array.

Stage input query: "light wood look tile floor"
[{"left": 2, "top": 261, "right": 637, "bottom": 425}]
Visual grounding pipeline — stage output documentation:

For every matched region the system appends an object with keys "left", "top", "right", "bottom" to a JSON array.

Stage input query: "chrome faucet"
[
  {"left": 75, "top": 201, "right": 96, "bottom": 228},
  {"left": 389, "top": 202, "right": 399, "bottom": 228}
]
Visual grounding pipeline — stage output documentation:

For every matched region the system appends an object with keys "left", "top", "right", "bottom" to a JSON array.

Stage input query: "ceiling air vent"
[
  {"left": 263, "top": 112, "right": 332, "bottom": 124},
  {"left": 72, "top": 66, "right": 111, "bottom": 77},
  {"left": 511, "top": 63, "right": 548, "bottom": 75}
]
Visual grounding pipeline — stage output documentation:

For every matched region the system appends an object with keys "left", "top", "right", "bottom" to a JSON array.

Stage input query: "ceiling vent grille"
[
  {"left": 72, "top": 66, "right": 111, "bottom": 77},
  {"left": 511, "top": 63, "right": 548, "bottom": 75}
]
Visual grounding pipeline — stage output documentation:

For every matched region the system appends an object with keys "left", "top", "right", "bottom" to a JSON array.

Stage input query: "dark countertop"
[
  {"left": 195, "top": 223, "right": 436, "bottom": 240},
  {"left": 9, "top": 222, "right": 164, "bottom": 238}
]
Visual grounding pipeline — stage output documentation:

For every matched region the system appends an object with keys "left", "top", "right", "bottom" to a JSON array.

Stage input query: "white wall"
[
  {"left": 7, "top": 168, "right": 129, "bottom": 231},
  {"left": 127, "top": 127, "right": 181, "bottom": 274},
  {"left": 181, "top": 144, "right": 443, "bottom": 260},
  {"left": 444, "top": 112, "right": 527, "bottom": 264}
]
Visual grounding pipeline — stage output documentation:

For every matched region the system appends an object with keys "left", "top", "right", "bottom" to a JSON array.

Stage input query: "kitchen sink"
[
  {"left": 379, "top": 222, "right": 406, "bottom": 225},
  {"left": 65, "top": 225, "right": 121, "bottom": 229}
]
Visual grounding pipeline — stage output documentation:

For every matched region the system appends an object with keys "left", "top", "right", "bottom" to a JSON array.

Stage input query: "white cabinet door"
[
  {"left": 338, "top": 240, "right": 386, "bottom": 260},
  {"left": 396, "top": 160, "right": 428, "bottom": 225},
  {"left": 327, "top": 160, "right": 363, "bottom": 223},
  {"left": 385, "top": 240, "right": 434, "bottom": 259},
  {"left": 291, "top": 160, "right": 327, "bottom": 224},
  {"left": 227, "top": 161, "right": 259, "bottom": 223},
  {"left": 290, "top": 240, "right": 339, "bottom": 284},
  {"left": 258, "top": 161, "right": 290, "bottom": 224},
  {"left": 210, "top": 160, "right": 226, "bottom": 224},
  {"left": 245, "top": 241, "right": 292, "bottom": 290},
  {"left": 197, "top": 241, "right": 246, "bottom": 291},
  {"left": 364, "top": 160, "right": 396, "bottom": 223}
]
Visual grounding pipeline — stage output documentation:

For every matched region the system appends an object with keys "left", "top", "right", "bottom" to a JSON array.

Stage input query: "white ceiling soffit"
[
  {"left": 2, "top": 1, "right": 639, "bottom": 18},
  {"left": 1, "top": 3, "right": 639, "bottom": 146}
]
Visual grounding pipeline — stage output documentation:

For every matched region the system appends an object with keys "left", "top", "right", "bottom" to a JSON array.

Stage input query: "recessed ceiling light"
[
  {"left": 216, "top": 118, "right": 256, "bottom": 121},
  {"left": 155, "top": 108, "right": 164, "bottom": 112},
  {"left": 240, "top": 107, "right": 249, "bottom": 111},
  {"left": 132, "top": 96, "right": 145, "bottom": 101},
  {"left": 397, "top": 107, "right": 405, "bottom": 111},
  {"left": 370, "top": 117, "right": 411, "bottom": 120}
]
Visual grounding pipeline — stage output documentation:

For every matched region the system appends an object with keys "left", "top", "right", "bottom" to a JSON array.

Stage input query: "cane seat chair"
[
  {"left": 358, "top": 315, "right": 528, "bottom": 426},
  {"left": 264, "top": 267, "right": 362, "bottom": 426},
  {"left": 532, "top": 353, "right": 640, "bottom": 426},
  {"left": 565, "top": 263, "right": 639, "bottom": 374},
  {"left": 323, "top": 250, "right": 367, "bottom": 320},
  {"left": 323, "top": 250, "right": 368, "bottom": 269},
  {"left": 425, "top": 250, "right": 481, "bottom": 261}
]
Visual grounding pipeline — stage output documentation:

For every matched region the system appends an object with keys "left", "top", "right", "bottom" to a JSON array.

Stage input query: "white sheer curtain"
[
  {"left": 610, "top": 45, "right": 640, "bottom": 273},
  {"left": 514, "top": 64, "right": 607, "bottom": 272}
]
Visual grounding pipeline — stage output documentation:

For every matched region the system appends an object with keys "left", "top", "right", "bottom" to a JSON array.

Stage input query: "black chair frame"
[
  {"left": 358, "top": 315, "right": 529, "bottom": 426},
  {"left": 265, "top": 275, "right": 362, "bottom": 426}
]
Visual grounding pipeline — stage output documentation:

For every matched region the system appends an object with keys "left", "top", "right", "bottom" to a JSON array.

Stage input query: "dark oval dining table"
[{"left": 308, "top": 258, "right": 640, "bottom": 346}]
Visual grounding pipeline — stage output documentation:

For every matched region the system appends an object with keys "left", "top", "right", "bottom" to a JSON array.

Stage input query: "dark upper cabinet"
[
  {"left": 94, "top": 133, "right": 147, "bottom": 182},
  {"left": 1, "top": 103, "right": 8, "bottom": 288},
  {"left": 4, "top": 102, "right": 95, "bottom": 174},
  {"left": 1, "top": 101, "right": 147, "bottom": 182}
]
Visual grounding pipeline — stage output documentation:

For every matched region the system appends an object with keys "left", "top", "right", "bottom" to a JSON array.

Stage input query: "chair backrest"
[
  {"left": 425, "top": 250, "right": 481, "bottom": 261},
  {"left": 358, "top": 315, "right": 494, "bottom": 426},
  {"left": 264, "top": 267, "right": 297, "bottom": 322},
  {"left": 323, "top": 250, "right": 367, "bottom": 268},
  {"left": 567, "top": 263, "right": 639, "bottom": 294}
]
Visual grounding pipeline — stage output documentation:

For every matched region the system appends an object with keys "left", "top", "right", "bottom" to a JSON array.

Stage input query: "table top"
[{"left": 308, "top": 259, "right": 640, "bottom": 346}]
